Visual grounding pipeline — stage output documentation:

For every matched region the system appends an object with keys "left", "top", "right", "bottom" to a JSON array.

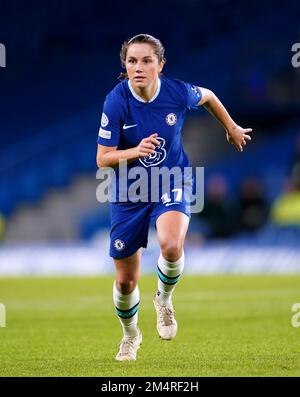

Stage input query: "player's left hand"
[{"left": 226, "top": 125, "right": 252, "bottom": 152}]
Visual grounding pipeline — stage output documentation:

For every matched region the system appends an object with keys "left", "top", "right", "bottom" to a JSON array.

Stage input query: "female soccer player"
[{"left": 96, "top": 34, "right": 252, "bottom": 361}]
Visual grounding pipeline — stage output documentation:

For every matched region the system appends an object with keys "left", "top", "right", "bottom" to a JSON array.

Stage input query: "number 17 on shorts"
[{"left": 161, "top": 188, "right": 183, "bottom": 207}]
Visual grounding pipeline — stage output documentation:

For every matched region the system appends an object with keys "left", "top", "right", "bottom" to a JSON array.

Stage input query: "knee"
[
  {"left": 115, "top": 278, "right": 137, "bottom": 295},
  {"left": 160, "top": 239, "right": 183, "bottom": 262}
]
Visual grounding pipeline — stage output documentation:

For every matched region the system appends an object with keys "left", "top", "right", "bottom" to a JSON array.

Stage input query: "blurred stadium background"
[{"left": 0, "top": 0, "right": 300, "bottom": 276}]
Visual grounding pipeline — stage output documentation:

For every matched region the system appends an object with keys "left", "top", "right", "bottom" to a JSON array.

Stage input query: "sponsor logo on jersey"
[
  {"left": 139, "top": 137, "right": 166, "bottom": 167},
  {"left": 165, "top": 113, "right": 177, "bottom": 126},
  {"left": 101, "top": 113, "right": 109, "bottom": 127},
  {"left": 114, "top": 239, "right": 125, "bottom": 251},
  {"left": 98, "top": 127, "right": 111, "bottom": 139}
]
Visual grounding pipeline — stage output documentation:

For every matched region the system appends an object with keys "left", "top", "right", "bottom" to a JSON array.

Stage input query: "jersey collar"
[{"left": 128, "top": 78, "right": 161, "bottom": 103}]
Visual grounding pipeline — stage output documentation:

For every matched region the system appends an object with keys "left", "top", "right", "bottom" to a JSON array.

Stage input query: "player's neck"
[{"left": 131, "top": 78, "right": 159, "bottom": 103}]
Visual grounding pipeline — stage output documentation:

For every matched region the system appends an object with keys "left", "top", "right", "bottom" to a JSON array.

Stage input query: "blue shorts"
[{"left": 109, "top": 200, "right": 191, "bottom": 259}]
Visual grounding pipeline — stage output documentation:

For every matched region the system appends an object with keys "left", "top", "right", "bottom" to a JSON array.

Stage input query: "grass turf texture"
[{"left": 0, "top": 275, "right": 299, "bottom": 377}]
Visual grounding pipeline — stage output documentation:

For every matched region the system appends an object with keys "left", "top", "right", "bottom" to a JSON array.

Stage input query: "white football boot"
[
  {"left": 115, "top": 328, "right": 142, "bottom": 361},
  {"left": 153, "top": 294, "right": 177, "bottom": 340}
]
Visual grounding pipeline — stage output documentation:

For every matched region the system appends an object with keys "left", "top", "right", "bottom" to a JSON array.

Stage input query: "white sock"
[
  {"left": 156, "top": 251, "right": 185, "bottom": 305},
  {"left": 113, "top": 281, "right": 139, "bottom": 338}
]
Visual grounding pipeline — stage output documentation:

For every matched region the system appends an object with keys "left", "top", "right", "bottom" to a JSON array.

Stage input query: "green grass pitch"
[{"left": 0, "top": 275, "right": 299, "bottom": 377}]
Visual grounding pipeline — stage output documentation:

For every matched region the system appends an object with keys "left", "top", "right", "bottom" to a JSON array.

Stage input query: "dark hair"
[{"left": 119, "top": 34, "right": 166, "bottom": 80}]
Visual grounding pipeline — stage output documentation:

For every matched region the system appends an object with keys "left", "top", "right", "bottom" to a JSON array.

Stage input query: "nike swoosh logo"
[
  {"left": 123, "top": 124, "right": 137, "bottom": 130},
  {"left": 165, "top": 202, "right": 180, "bottom": 206}
]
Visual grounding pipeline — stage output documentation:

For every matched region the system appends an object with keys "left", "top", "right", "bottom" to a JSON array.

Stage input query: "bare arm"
[
  {"left": 198, "top": 87, "right": 252, "bottom": 152},
  {"left": 96, "top": 133, "right": 161, "bottom": 168}
]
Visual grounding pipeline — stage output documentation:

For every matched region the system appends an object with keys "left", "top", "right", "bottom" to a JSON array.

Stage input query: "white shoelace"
[
  {"left": 118, "top": 338, "right": 135, "bottom": 356},
  {"left": 158, "top": 305, "right": 176, "bottom": 326}
]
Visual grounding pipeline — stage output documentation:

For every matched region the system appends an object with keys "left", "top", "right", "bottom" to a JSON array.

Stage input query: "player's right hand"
[{"left": 135, "top": 133, "right": 161, "bottom": 158}]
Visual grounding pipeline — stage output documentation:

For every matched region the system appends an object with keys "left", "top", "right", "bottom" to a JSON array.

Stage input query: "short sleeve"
[
  {"left": 97, "top": 94, "right": 123, "bottom": 147},
  {"left": 183, "top": 82, "right": 202, "bottom": 110}
]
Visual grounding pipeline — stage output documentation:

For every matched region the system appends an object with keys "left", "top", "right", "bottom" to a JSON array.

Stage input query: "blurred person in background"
[
  {"left": 289, "top": 133, "right": 300, "bottom": 175},
  {"left": 271, "top": 165, "right": 300, "bottom": 227},
  {"left": 198, "top": 174, "right": 239, "bottom": 238},
  {"left": 96, "top": 33, "right": 253, "bottom": 361},
  {"left": 238, "top": 177, "right": 269, "bottom": 232}
]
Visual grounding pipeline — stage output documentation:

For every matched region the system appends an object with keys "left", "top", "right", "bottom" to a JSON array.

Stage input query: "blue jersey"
[{"left": 97, "top": 76, "right": 202, "bottom": 202}]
